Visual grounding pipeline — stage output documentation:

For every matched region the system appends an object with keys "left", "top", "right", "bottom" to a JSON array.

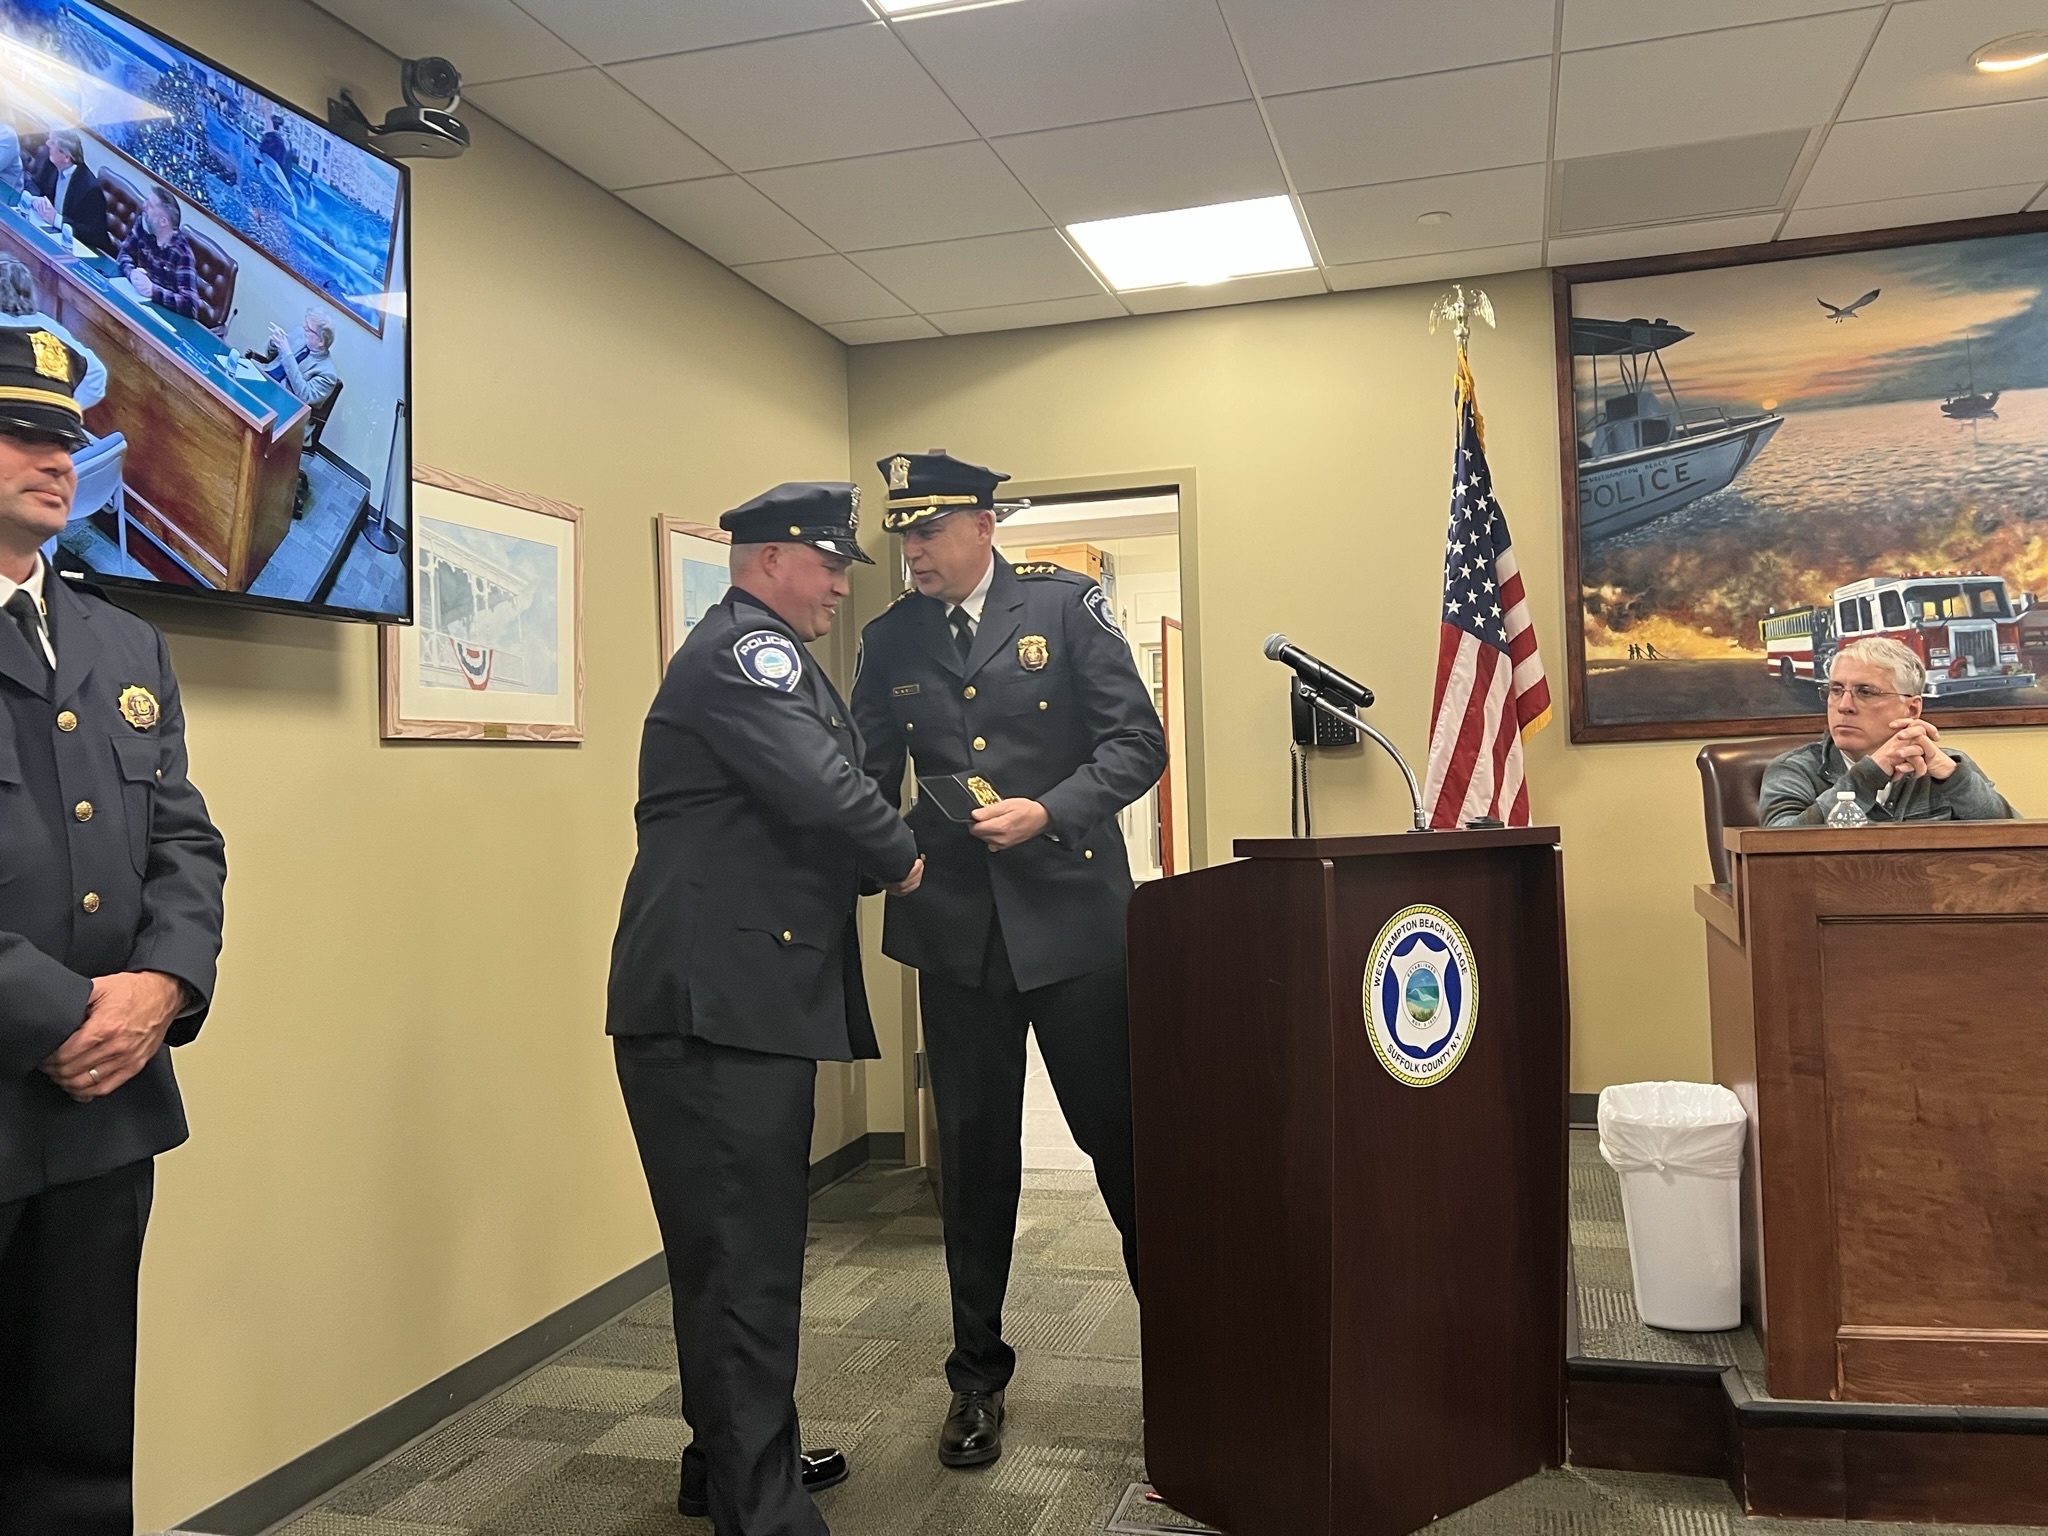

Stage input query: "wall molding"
[{"left": 176, "top": 1131, "right": 905, "bottom": 1535}]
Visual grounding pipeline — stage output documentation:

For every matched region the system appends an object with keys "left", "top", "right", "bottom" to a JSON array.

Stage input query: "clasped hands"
[
  {"left": 40, "top": 971, "right": 187, "bottom": 1104},
  {"left": 1868, "top": 718, "right": 1955, "bottom": 782}
]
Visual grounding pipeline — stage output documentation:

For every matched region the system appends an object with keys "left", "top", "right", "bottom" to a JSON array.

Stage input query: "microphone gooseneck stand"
[{"left": 1299, "top": 690, "right": 1431, "bottom": 833}]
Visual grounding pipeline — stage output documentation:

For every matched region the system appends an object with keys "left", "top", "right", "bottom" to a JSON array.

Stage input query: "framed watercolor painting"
[
  {"left": 379, "top": 464, "right": 585, "bottom": 742},
  {"left": 656, "top": 515, "right": 730, "bottom": 666},
  {"left": 1556, "top": 213, "right": 2048, "bottom": 744}
]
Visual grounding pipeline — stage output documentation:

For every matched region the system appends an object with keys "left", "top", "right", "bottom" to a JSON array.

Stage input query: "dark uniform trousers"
[
  {"left": 615, "top": 1035, "right": 823, "bottom": 1536},
  {"left": 851, "top": 555, "right": 1165, "bottom": 1397},
  {"left": 608, "top": 588, "right": 918, "bottom": 1536},
  {"left": 0, "top": 1161, "right": 153, "bottom": 1536},
  {"left": 0, "top": 573, "right": 225, "bottom": 1536},
  {"left": 919, "top": 923, "right": 1137, "bottom": 1393}
]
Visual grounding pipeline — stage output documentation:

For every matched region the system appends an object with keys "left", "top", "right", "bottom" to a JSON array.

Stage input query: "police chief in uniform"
[
  {"left": 0, "top": 326, "right": 227, "bottom": 1533},
  {"left": 608, "top": 483, "right": 922, "bottom": 1536},
  {"left": 849, "top": 451, "right": 1165, "bottom": 1469}
]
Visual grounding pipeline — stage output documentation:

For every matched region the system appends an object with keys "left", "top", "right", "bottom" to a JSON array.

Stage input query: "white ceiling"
[{"left": 310, "top": 0, "right": 2048, "bottom": 344}]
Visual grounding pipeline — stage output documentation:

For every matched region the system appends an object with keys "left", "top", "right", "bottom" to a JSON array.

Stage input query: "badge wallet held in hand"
[{"left": 919, "top": 772, "right": 1001, "bottom": 822}]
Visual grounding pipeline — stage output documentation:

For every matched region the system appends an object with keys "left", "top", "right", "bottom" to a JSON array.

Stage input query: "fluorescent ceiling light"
[
  {"left": 1971, "top": 30, "right": 2048, "bottom": 71},
  {"left": 871, "top": 0, "right": 1023, "bottom": 15},
  {"left": 1067, "top": 196, "right": 1314, "bottom": 292}
]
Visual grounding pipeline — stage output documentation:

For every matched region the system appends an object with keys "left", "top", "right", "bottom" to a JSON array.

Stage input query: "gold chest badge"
[
  {"left": 1017, "top": 634, "right": 1050, "bottom": 672},
  {"left": 118, "top": 685, "right": 160, "bottom": 730}
]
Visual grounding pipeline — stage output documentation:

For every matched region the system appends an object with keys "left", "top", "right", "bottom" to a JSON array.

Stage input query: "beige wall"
[
  {"left": 115, "top": 0, "right": 855, "bottom": 1525},
  {"left": 848, "top": 271, "right": 2048, "bottom": 1103}
]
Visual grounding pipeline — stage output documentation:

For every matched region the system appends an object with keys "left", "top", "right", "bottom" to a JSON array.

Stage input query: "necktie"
[
  {"left": 949, "top": 606, "right": 973, "bottom": 662},
  {"left": 5, "top": 589, "right": 50, "bottom": 680}
]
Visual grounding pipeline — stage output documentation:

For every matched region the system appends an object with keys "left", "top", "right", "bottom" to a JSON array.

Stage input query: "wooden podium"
[
  {"left": 1700, "top": 822, "right": 2048, "bottom": 1409},
  {"left": 1127, "top": 829, "right": 1570, "bottom": 1536}
]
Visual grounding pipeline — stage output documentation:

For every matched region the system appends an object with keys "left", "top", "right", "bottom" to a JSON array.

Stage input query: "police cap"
[
  {"left": 719, "top": 481, "right": 873, "bottom": 564},
  {"left": 877, "top": 449, "right": 1010, "bottom": 532},
  {"left": 0, "top": 326, "right": 89, "bottom": 449}
]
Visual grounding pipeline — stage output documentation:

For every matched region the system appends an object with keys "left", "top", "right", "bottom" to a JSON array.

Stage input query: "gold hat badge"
[
  {"left": 888, "top": 455, "right": 911, "bottom": 491},
  {"left": 118, "top": 685, "right": 160, "bottom": 731},
  {"left": 29, "top": 330, "right": 72, "bottom": 382}
]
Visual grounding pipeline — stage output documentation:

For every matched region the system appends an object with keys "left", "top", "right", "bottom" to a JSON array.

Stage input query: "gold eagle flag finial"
[{"left": 1428, "top": 284, "right": 1495, "bottom": 354}]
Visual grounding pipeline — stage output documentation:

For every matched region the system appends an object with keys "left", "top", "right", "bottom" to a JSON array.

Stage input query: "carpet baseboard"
[
  {"left": 1569, "top": 1092, "right": 1599, "bottom": 1129},
  {"left": 180, "top": 1131, "right": 900, "bottom": 1535}
]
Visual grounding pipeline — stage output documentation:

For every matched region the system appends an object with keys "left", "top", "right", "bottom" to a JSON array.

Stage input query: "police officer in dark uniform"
[
  {"left": 849, "top": 451, "right": 1165, "bottom": 1469},
  {"left": 0, "top": 326, "right": 227, "bottom": 1533},
  {"left": 608, "top": 482, "right": 922, "bottom": 1536}
]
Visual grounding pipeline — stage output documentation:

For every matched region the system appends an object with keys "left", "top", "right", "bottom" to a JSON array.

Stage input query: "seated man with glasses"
[{"left": 1760, "top": 637, "right": 2018, "bottom": 826}]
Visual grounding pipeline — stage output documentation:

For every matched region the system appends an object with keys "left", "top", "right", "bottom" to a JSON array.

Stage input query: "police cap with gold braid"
[
  {"left": 0, "top": 326, "right": 89, "bottom": 450},
  {"left": 877, "top": 448, "right": 1009, "bottom": 532},
  {"left": 718, "top": 480, "right": 874, "bottom": 564}
]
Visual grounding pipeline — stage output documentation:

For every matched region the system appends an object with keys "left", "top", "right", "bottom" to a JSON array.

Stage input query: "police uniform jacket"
[
  {"left": 1, "top": 574, "right": 227, "bottom": 1205},
  {"left": 607, "top": 590, "right": 919, "bottom": 1062},
  {"left": 851, "top": 556, "right": 1166, "bottom": 993}
]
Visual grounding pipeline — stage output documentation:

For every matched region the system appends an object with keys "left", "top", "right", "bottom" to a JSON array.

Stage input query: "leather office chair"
[
  {"left": 1696, "top": 738, "right": 1792, "bottom": 885},
  {"left": 184, "top": 226, "right": 238, "bottom": 336},
  {"left": 305, "top": 375, "right": 342, "bottom": 453},
  {"left": 98, "top": 168, "right": 141, "bottom": 249}
]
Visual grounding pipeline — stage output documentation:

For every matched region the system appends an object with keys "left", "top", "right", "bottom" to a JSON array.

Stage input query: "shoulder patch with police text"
[
  {"left": 734, "top": 629, "right": 803, "bottom": 692},
  {"left": 1083, "top": 584, "right": 1123, "bottom": 639}
]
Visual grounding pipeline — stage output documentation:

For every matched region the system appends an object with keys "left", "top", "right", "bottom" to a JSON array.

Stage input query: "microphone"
[{"left": 1263, "top": 633, "right": 1374, "bottom": 709}]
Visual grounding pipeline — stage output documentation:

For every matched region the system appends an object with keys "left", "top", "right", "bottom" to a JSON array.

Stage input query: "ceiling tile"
[
  {"left": 1324, "top": 243, "right": 1545, "bottom": 292},
  {"left": 611, "top": 23, "right": 975, "bottom": 172},
  {"left": 827, "top": 316, "right": 943, "bottom": 345},
  {"left": 509, "top": 0, "right": 872, "bottom": 65},
  {"left": 1118, "top": 268, "right": 1326, "bottom": 314},
  {"left": 467, "top": 70, "right": 725, "bottom": 190},
  {"left": 1564, "top": 0, "right": 1877, "bottom": 51},
  {"left": 1779, "top": 183, "right": 2040, "bottom": 239},
  {"left": 732, "top": 254, "right": 914, "bottom": 323},
  {"left": 851, "top": 230, "right": 1107, "bottom": 312},
  {"left": 1555, "top": 130, "right": 1810, "bottom": 233},
  {"left": 1841, "top": 0, "right": 2048, "bottom": 120},
  {"left": 751, "top": 142, "right": 1047, "bottom": 252},
  {"left": 312, "top": 0, "right": 581, "bottom": 85},
  {"left": 1798, "top": 96, "right": 2048, "bottom": 206},
  {"left": 993, "top": 103, "right": 1285, "bottom": 225},
  {"left": 1302, "top": 164, "right": 1548, "bottom": 264},
  {"left": 929, "top": 295, "right": 1130, "bottom": 335},
  {"left": 1545, "top": 212, "right": 1784, "bottom": 265},
  {"left": 893, "top": 0, "right": 1249, "bottom": 138},
  {"left": 1267, "top": 59, "right": 1553, "bottom": 193},
  {"left": 1554, "top": 9, "right": 1882, "bottom": 160},
  {"left": 621, "top": 177, "right": 832, "bottom": 264},
  {"left": 1220, "top": 0, "right": 1556, "bottom": 96},
  {"left": 2035, "top": 186, "right": 2048, "bottom": 212}
]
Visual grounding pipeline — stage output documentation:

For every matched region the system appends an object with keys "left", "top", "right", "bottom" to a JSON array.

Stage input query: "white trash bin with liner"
[{"left": 1597, "top": 1081, "right": 1747, "bottom": 1331}]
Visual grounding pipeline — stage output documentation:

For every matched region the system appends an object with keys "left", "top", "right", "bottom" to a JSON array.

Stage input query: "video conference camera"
[{"left": 328, "top": 57, "right": 471, "bottom": 160}]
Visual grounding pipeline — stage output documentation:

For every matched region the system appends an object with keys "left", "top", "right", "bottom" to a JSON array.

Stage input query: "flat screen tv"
[{"left": 0, "top": 0, "right": 410, "bottom": 621}]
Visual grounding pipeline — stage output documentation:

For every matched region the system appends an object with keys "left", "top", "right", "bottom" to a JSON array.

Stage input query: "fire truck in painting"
[{"left": 1760, "top": 572, "right": 2035, "bottom": 699}]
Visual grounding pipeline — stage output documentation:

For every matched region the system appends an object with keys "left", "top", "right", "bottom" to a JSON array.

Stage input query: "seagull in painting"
[{"left": 1818, "top": 289, "right": 1880, "bottom": 322}]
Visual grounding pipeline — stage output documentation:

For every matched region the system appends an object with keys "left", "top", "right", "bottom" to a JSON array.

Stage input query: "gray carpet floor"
[{"left": 235, "top": 1145, "right": 2042, "bottom": 1535}]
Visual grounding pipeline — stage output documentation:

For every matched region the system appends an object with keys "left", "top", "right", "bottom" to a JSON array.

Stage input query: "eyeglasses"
[{"left": 1824, "top": 683, "right": 1917, "bottom": 705}]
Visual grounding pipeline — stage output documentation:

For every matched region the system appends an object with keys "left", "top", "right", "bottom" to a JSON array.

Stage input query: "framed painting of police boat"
[
  {"left": 1556, "top": 211, "right": 2048, "bottom": 744},
  {"left": 379, "top": 464, "right": 585, "bottom": 742}
]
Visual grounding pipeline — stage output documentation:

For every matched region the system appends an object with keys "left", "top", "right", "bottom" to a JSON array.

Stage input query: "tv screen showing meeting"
[{"left": 0, "top": 0, "right": 411, "bottom": 621}]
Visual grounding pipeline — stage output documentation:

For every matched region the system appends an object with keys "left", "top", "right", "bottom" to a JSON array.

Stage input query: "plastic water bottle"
[{"left": 1825, "top": 790, "right": 1868, "bottom": 828}]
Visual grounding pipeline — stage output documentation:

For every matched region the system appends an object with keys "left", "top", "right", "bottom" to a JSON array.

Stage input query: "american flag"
[{"left": 1421, "top": 357, "right": 1551, "bottom": 828}]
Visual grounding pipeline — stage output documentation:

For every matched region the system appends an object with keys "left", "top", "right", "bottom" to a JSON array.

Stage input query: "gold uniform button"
[
  {"left": 1038, "top": 700, "right": 1048, "bottom": 711},
  {"left": 963, "top": 685, "right": 976, "bottom": 699},
  {"left": 781, "top": 930, "right": 794, "bottom": 943},
  {"left": 81, "top": 892, "right": 101, "bottom": 914},
  {"left": 56, "top": 710, "right": 77, "bottom": 732},
  {"left": 74, "top": 801, "right": 93, "bottom": 822},
  {"left": 1084, "top": 849, "right": 1095, "bottom": 860},
  {"left": 972, "top": 736, "right": 986, "bottom": 751},
  {"left": 905, "top": 721, "right": 915, "bottom": 733}
]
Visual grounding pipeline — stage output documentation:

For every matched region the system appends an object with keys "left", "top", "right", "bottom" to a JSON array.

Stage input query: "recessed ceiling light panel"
[
  {"left": 1416, "top": 210, "right": 1453, "bottom": 226},
  {"left": 1971, "top": 30, "right": 2048, "bottom": 72},
  {"left": 1066, "top": 196, "right": 1315, "bottom": 291}
]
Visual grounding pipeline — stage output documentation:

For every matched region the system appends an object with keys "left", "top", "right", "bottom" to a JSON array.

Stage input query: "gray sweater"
[{"left": 1759, "top": 735, "right": 2018, "bottom": 827}]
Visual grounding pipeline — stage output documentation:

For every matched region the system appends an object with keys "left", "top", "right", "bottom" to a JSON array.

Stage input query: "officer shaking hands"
[
  {"left": 850, "top": 451, "right": 1165, "bottom": 1471},
  {"left": 607, "top": 482, "right": 921, "bottom": 1536},
  {"left": 0, "top": 325, "right": 227, "bottom": 1533}
]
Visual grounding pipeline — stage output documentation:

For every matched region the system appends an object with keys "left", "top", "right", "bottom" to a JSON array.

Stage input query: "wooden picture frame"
[
  {"left": 379, "top": 463, "right": 584, "bottom": 742},
  {"left": 655, "top": 515, "right": 730, "bottom": 667},
  {"left": 1556, "top": 211, "right": 2048, "bottom": 744}
]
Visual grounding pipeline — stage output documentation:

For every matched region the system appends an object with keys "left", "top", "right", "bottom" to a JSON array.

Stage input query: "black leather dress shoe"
[
  {"left": 937, "top": 1389, "right": 1005, "bottom": 1468},
  {"left": 677, "top": 1447, "right": 848, "bottom": 1517}
]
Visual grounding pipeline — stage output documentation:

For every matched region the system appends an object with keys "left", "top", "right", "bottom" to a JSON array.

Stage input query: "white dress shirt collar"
[
  {"left": 949, "top": 552, "right": 997, "bottom": 630},
  {"left": 0, "top": 555, "right": 54, "bottom": 666}
]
